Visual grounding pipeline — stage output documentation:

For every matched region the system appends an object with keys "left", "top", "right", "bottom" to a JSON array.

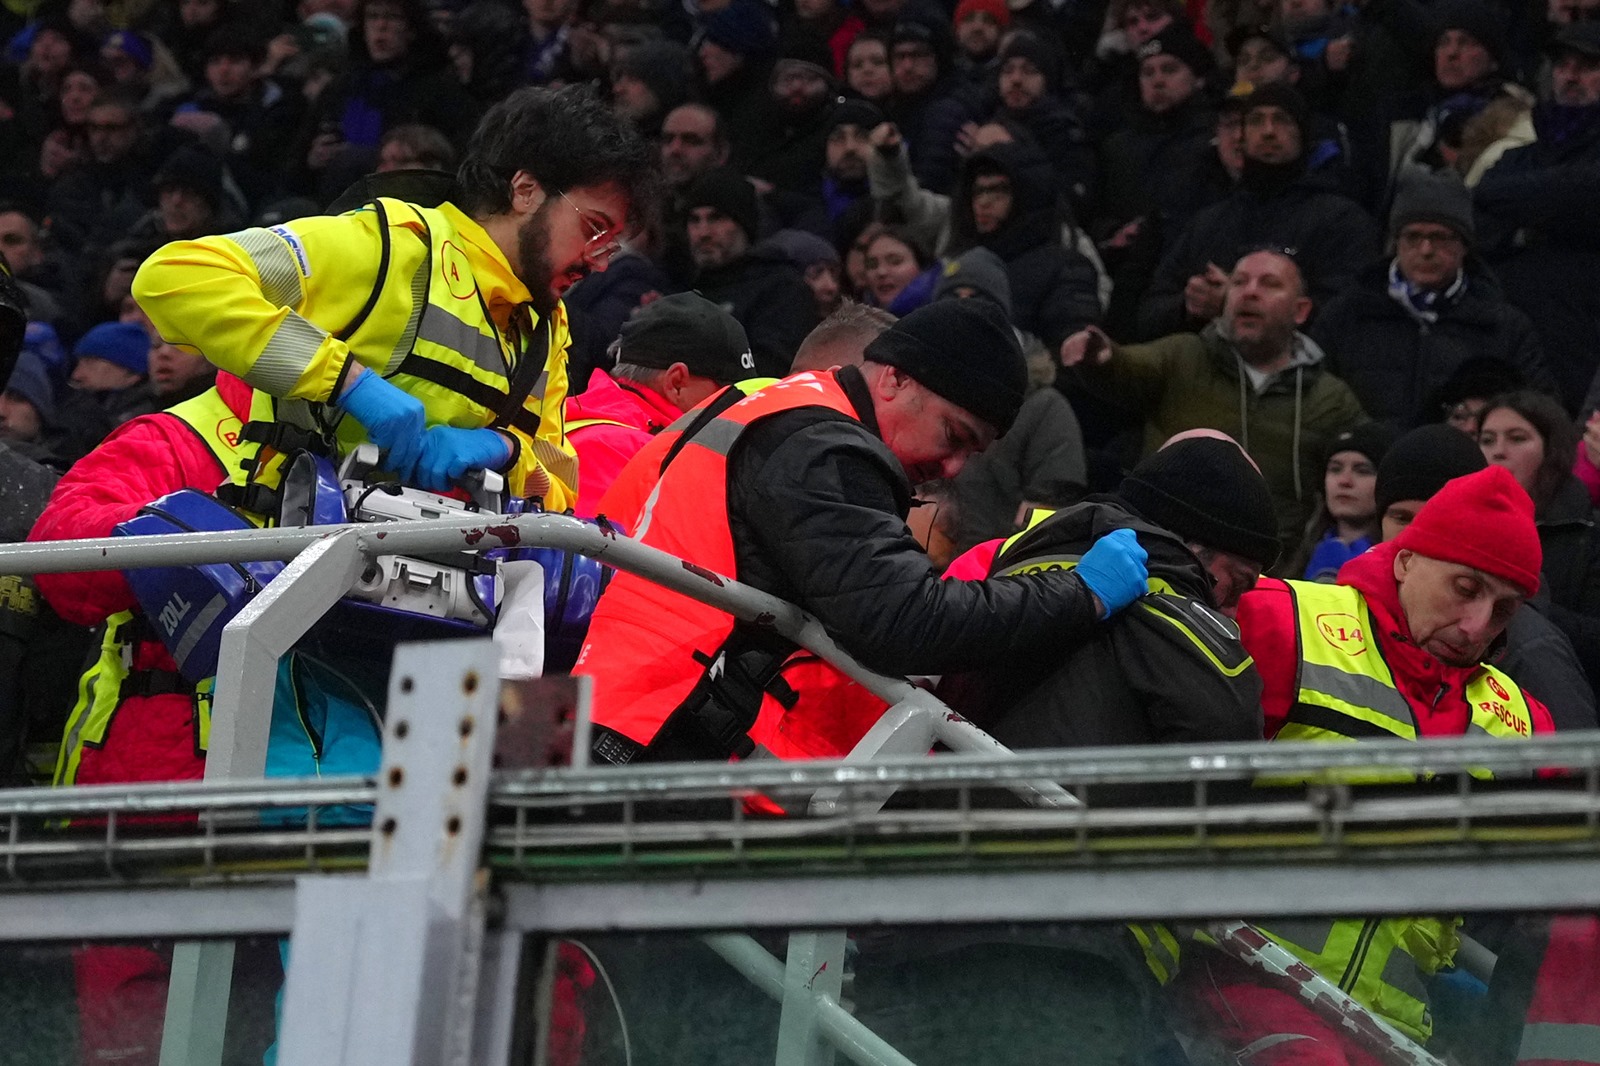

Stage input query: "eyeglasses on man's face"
[{"left": 559, "top": 191, "right": 622, "bottom": 266}]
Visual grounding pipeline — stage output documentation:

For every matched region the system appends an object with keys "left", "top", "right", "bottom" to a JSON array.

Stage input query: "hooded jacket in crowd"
[
  {"left": 945, "top": 143, "right": 1102, "bottom": 347},
  {"left": 1312, "top": 256, "right": 1555, "bottom": 428},
  {"left": 1075, "top": 323, "right": 1366, "bottom": 550}
]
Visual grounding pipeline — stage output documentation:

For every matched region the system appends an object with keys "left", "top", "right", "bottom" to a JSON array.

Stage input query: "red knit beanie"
[
  {"left": 954, "top": 0, "right": 1010, "bottom": 29},
  {"left": 1392, "top": 465, "right": 1542, "bottom": 596}
]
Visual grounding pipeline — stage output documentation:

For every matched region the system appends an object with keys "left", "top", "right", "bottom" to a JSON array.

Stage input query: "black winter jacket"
[
  {"left": 1537, "top": 476, "right": 1600, "bottom": 694},
  {"left": 939, "top": 497, "right": 1263, "bottom": 749},
  {"left": 1311, "top": 259, "right": 1556, "bottom": 429},
  {"left": 1137, "top": 172, "right": 1382, "bottom": 340},
  {"left": 725, "top": 366, "right": 1104, "bottom": 677},
  {"left": 694, "top": 247, "right": 819, "bottom": 378}
]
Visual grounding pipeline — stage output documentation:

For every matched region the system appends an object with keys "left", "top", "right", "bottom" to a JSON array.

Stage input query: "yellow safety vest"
[
  {"left": 1254, "top": 580, "right": 1536, "bottom": 1042},
  {"left": 54, "top": 386, "right": 277, "bottom": 787}
]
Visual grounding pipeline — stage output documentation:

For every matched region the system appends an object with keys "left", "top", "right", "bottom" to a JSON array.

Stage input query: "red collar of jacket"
[{"left": 565, "top": 368, "right": 681, "bottom": 435}]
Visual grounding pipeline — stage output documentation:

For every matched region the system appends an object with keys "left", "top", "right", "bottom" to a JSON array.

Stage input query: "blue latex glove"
[
  {"left": 415, "top": 426, "right": 511, "bottom": 492},
  {"left": 1076, "top": 527, "right": 1149, "bottom": 618},
  {"left": 339, "top": 370, "right": 426, "bottom": 481}
]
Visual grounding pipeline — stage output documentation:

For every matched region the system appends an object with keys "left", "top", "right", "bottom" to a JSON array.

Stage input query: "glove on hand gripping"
[
  {"left": 339, "top": 371, "right": 426, "bottom": 482},
  {"left": 415, "top": 426, "right": 511, "bottom": 493},
  {"left": 1075, "top": 527, "right": 1149, "bottom": 618}
]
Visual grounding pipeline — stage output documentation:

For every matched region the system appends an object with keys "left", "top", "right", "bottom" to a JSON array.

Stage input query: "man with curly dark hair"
[{"left": 134, "top": 83, "right": 659, "bottom": 510}]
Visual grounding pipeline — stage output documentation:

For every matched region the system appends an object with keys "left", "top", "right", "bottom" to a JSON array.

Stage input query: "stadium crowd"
[{"left": 1, "top": 0, "right": 1600, "bottom": 1062}]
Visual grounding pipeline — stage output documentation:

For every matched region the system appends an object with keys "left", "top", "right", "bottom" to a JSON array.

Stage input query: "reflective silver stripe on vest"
[
  {"left": 416, "top": 308, "right": 507, "bottom": 378},
  {"left": 1377, "top": 935, "right": 1430, "bottom": 1002},
  {"left": 1519, "top": 1022, "right": 1600, "bottom": 1063},
  {"left": 530, "top": 437, "right": 577, "bottom": 492},
  {"left": 1259, "top": 917, "right": 1339, "bottom": 955},
  {"left": 229, "top": 228, "right": 304, "bottom": 309},
  {"left": 246, "top": 312, "right": 326, "bottom": 395},
  {"left": 172, "top": 594, "right": 229, "bottom": 673},
  {"left": 381, "top": 257, "right": 429, "bottom": 376},
  {"left": 1298, "top": 660, "right": 1416, "bottom": 731},
  {"left": 687, "top": 418, "right": 743, "bottom": 458}
]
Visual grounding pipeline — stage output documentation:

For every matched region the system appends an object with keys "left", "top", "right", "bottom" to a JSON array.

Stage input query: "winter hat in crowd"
[
  {"left": 73, "top": 321, "right": 151, "bottom": 377},
  {"left": 1389, "top": 167, "right": 1476, "bottom": 245},
  {"left": 1226, "top": 23, "right": 1293, "bottom": 62},
  {"left": 1392, "top": 464, "right": 1541, "bottom": 596},
  {"left": 698, "top": 0, "right": 778, "bottom": 59},
  {"left": 1324, "top": 421, "right": 1398, "bottom": 470},
  {"left": 997, "top": 31, "right": 1062, "bottom": 88},
  {"left": 1118, "top": 437, "right": 1281, "bottom": 569},
  {"left": 766, "top": 228, "right": 840, "bottom": 270},
  {"left": 614, "top": 40, "right": 694, "bottom": 114},
  {"left": 1243, "top": 81, "right": 1310, "bottom": 142},
  {"left": 153, "top": 146, "right": 227, "bottom": 209},
  {"left": 1137, "top": 25, "right": 1215, "bottom": 79},
  {"left": 772, "top": 36, "right": 835, "bottom": 83},
  {"left": 4, "top": 351, "right": 55, "bottom": 426},
  {"left": 1374, "top": 423, "right": 1486, "bottom": 514},
  {"left": 1432, "top": 0, "right": 1506, "bottom": 70},
  {"left": 1549, "top": 21, "right": 1600, "bottom": 60},
  {"left": 862, "top": 298, "right": 1027, "bottom": 433},
  {"left": 953, "top": 0, "right": 1009, "bottom": 30},
  {"left": 934, "top": 247, "right": 1013, "bottom": 319},
  {"left": 683, "top": 168, "right": 760, "bottom": 243},
  {"left": 615, "top": 292, "right": 753, "bottom": 385},
  {"left": 103, "top": 30, "right": 154, "bottom": 72},
  {"left": 827, "top": 97, "right": 886, "bottom": 136}
]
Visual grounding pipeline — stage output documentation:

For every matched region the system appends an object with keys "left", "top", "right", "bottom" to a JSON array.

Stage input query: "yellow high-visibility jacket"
[{"left": 132, "top": 198, "right": 577, "bottom": 508}]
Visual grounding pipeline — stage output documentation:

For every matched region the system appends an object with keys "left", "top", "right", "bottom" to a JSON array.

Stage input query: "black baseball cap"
[{"left": 615, "top": 292, "right": 754, "bottom": 385}]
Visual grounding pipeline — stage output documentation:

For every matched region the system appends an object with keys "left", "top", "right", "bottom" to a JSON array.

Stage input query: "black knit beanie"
[
  {"left": 863, "top": 299, "right": 1027, "bottom": 434},
  {"left": 1118, "top": 438, "right": 1281, "bottom": 568},
  {"left": 1375, "top": 424, "right": 1487, "bottom": 514},
  {"left": 683, "top": 168, "right": 760, "bottom": 243}
]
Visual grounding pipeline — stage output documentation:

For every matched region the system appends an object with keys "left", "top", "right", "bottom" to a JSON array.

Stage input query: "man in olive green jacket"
[{"left": 1062, "top": 248, "right": 1366, "bottom": 559}]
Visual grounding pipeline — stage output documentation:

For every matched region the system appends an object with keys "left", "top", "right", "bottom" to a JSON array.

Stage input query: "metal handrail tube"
[
  {"left": 0, "top": 775, "right": 374, "bottom": 817},
  {"left": 0, "top": 511, "right": 925, "bottom": 708},
  {"left": 486, "top": 733, "right": 1600, "bottom": 799}
]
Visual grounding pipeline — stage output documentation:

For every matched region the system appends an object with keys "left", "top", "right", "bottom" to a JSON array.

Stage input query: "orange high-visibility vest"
[{"left": 573, "top": 371, "right": 859, "bottom": 763}]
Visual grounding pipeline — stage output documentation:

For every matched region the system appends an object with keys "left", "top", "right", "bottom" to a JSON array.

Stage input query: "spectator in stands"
[
  {"left": 521, "top": 0, "right": 577, "bottom": 84},
  {"left": 1093, "top": 25, "right": 1219, "bottom": 336},
  {"left": 694, "top": 0, "right": 779, "bottom": 169},
  {"left": 1064, "top": 247, "right": 1366, "bottom": 551},
  {"left": 1476, "top": 21, "right": 1600, "bottom": 411},
  {"left": 565, "top": 292, "right": 753, "bottom": 516},
  {"left": 609, "top": 39, "right": 693, "bottom": 140},
  {"left": 99, "top": 30, "right": 189, "bottom": 118},
  {"left": 1478, "top": 390, "right": 1600, "bottom": 690},
  {"left": 0, "top": 205, "right": 68, "bottom": 330},
  {"left": 0, "top": 352, "right": 58, "bottom": 462},
  {"left": 447, "top": 0, "right": 532, "bottom": 107},
  {"left": 843, "top": 28, "right": 894, "bottom": 106},
  {"left": 173, "top": 26, "right": 304, "bottom": 207},
  {"left": 1228, "top": 23, "right": 1296, "bottom": 93},
  {"left": 128, "top": 145, "right": 243, "bottom": 243},
  {"left": 1378, "top": 422, "right": 1596, "bottom": 730},
  {"left": 861, "top": 225, "right": 941, "bottom": 317},
  {"left": 164, "top": 0, "right": 231, "bottom": 82},
  {"left": 746, "top": 40, "right": 839, "bottom": 197},
  {"left": 778, "top": 0, "right": 866, "bottom": 80},
  {"left": 1289, "top": 422, "right": 1394, "bottom": 582},
  {"left": 1185, "top": 468, "right": 1556, "bottom": 1065},
  {"left": 45, "top": 90, "right": 159, "bottom": 252},
  {"left": 885, "top": 16, "right": 960, "bottom": 191},
  {"left": 950, "top": 0, "right": 1005, "bottom": 88},
  {"left": 788, "top": 300, "right": 896, "bottom": 372},
  {"left": 768, "top": 229, "right": 844, "bottom": 318},
  {"left": 987, "top": 31, "right": 1093, "bottom": 207},
  {"left": 683, "top": 168, "right": 817, "bottom": 376},
  {"left": 1083, "top": 0, "right": 1184, "bottom": 139},
  {"left": 54, "top": 321, "right": 151, "bottom": 463},
  {"left": 301, "top": 0, "right": 480, "bottom": 194},
  {"left": 375, "top": 123, "right": 455, "bottom": 172},
  {"left": 1136, "top": 82, "right": 1380, "bottom": 339},
  {"left": 1313, "top": 168, "right": 1555, "bottom": 429},
  {"left": 660, "top": 103, "right": 730, "bottom": 198},
  {"left": 784, "top": 98, "right": 878, "bottom": 238}
]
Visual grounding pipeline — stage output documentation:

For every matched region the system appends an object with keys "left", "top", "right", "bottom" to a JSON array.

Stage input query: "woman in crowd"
[
  {"left": 861, "top": 225, "right": 941, "bottom": 315},
  {"left": 1291, "top": 423, "right": 1393, "bottom": 581},
  {"left": 843, "top": 30, "right": 893, "bottom": 107},
  {"left": 1478, "top": 390, "right": 1600, "bottom": 689}
]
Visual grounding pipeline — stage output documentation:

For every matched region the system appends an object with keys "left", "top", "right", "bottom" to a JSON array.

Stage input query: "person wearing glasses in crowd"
[
  {"left": 132, "top": 85, "right": 657, "bottom": 509},
  {"left": 1311, "top": 168, "right": 1556, "bottom": 430}
]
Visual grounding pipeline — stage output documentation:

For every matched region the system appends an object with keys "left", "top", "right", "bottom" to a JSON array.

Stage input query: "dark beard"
[{"left": 516, "top": 199, "right": 570, "bottom": 318}]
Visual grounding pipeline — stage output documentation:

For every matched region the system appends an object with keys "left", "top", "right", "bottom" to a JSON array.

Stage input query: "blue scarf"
[{"left": 1386, "top": 258, "right": 1466, "bottom": 325}]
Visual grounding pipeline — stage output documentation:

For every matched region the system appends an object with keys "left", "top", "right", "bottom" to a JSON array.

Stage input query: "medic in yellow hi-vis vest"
[
  {"left": 130, "top": 85, "right": 660, "bottom": 509},
  {"left": 1175, "top": 466, "right": 1556, "bottom": 1065}
]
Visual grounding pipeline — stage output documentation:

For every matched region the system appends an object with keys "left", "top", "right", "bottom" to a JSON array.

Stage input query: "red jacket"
[
  {"left": 563, "top": 369, "right": 682, "bottom": 519},
  {"left": 1237, "top": 540, "right": 1557, "bottom": 738}
]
